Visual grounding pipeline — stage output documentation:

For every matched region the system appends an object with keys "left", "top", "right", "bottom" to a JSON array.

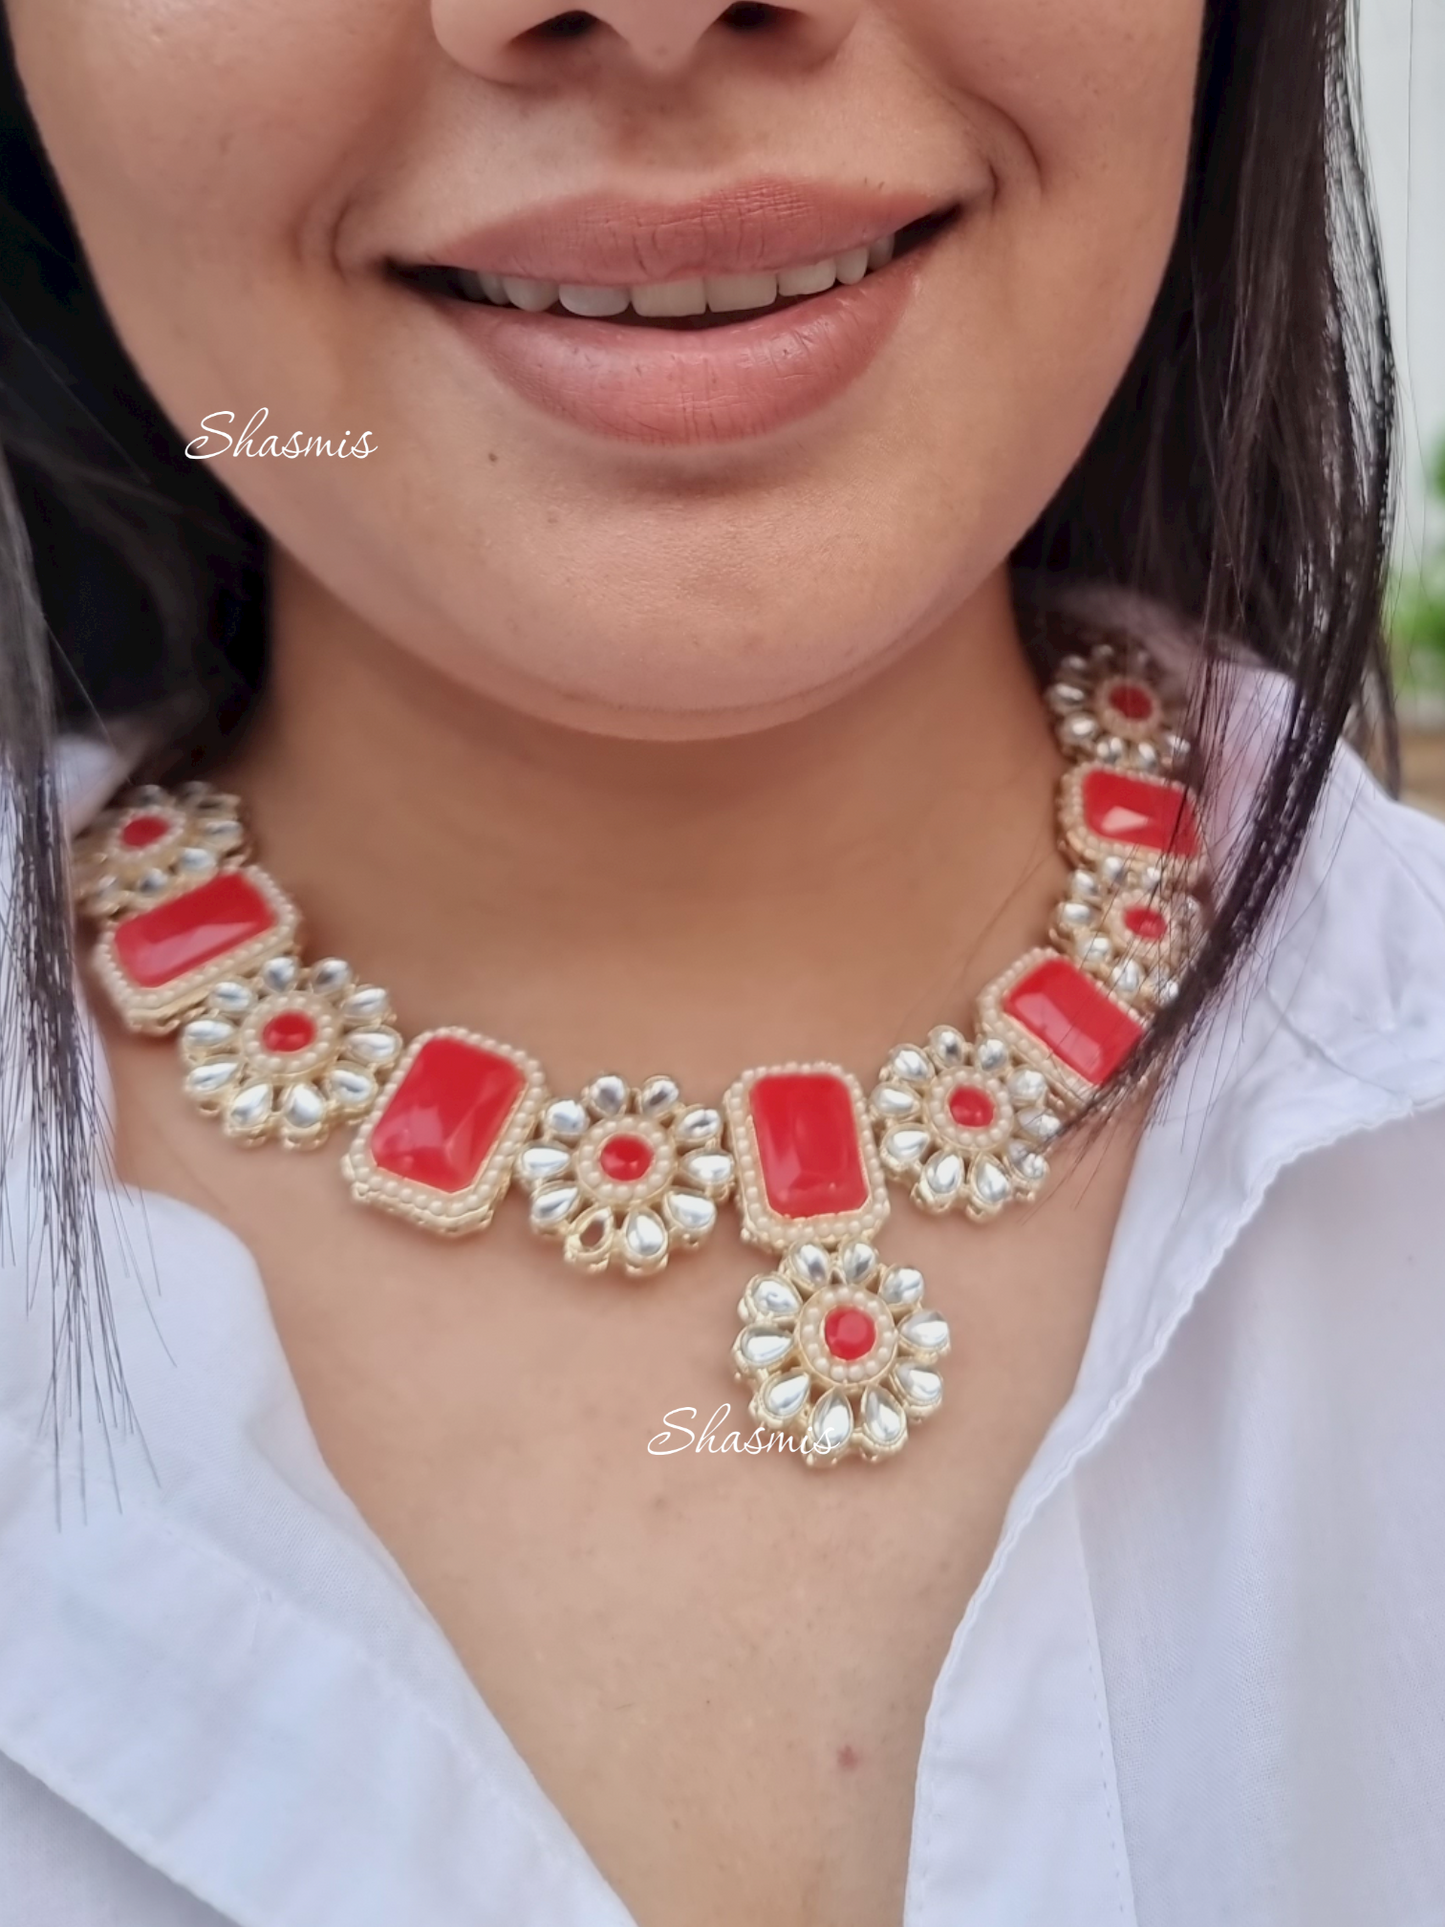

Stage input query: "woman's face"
[{"left": 9, "top": 0, "right": 1203, "bottom": 737}]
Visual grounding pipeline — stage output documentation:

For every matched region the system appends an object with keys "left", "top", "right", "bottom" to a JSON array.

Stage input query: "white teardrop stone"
[
  {"left": 888, "top": 1046, "right": 931, "bottom": 1085},
  {"left": 185, "top": 1059, "right": 240, "bottom": 1098},
  {"left": 900, "top": 1310, "right": 950, "bottom": 1355},
  {"left": 1018, "top": 1107, "right": 1062, "bottom": 1143},
  {"left": 788, "top": 1244, "right": 832, "bottom": 1291},
  {"left": 809, "top": 1391, "right": 854, "bottom": 1455},
  {"left": 309, "top": 958, "right": 353, "bottom": 995},
  {"left": 175, "top": 847, "right": 217, "bottom": 879},
  {"left": 1070, "top": 868, "right": 1102, "bottom": 902},
  {"left": 1059, "top": 900, "right": 1095, "bottom": 928},
  {"left": 1061, "top": 712, "right": 1098, "bottom": 742},
  {"left": 681, "top": 1151, "right": 733, "bottom": 1191},
  {"left": 748, "top": 1275, "right": 802, "bottom": 1320},
  {"left": 1007, "top": 1068, "right": 1048, "bottom": 1105},
  {"left": 545, "top": 1098, "right": 589, "bottom": 1141},
  {"left": 761, "top": 1370, "right": 810, "bottom": 1423},
  {"left": 674, "top": 1106, "right": 722, "bottom": 1145},
  {"left": 282, "top": 1082, "right": 327, "bottom": 1131},
  {"left": 1007, "top": 1141, "right": 1049, "bottom": 1185},
  {"left": 341, "top": 986, "right": 391, "bottom": 1024},
  {"left": 861, "top": 1386, "right": 907, "bottom": 1448},
  {"left": 1111, "top": 959, "right": 1144, "bottom": 996},
  {"left": 839, "top": 1241, "right": 879, "bottom": 1287},
  {"left": 211, "top": 981, "right": 254, "bottom": 1015},
  {"left": 587, "top": 1074, "right": 629, "bottom": 1118},
  {"left": 871, "top": 1083, "right": 920, "bottom": 1120},
  {"left": 622, "top": 1208, "right": 667, "bottom": 1263},
  {"left": 739, "top": 1327, "right": 794, "bottom": 1370},
  {"left": 928, "top": 1026, "right": 968, "bottom": 1069},
  {"left": 881, "top": 1127, "right": 930, "bottom": 1169},
  {"left": 260, "top": 956, "right": 299, "bottom": 994},
  {"left": 893, "top": 1363, "right": 943, "bottom": 1410},
  {"left": 970, "top": 1156, "right": 1013, "bottom": 1208},
  {"left": 347, "top": 1028, "right": 402, "bottom": 1067},
  {"left": 1080, "top": 935, "right": 1113, "bottom": 966},
  {"left": 974, "top": 1037, "right": 1009, "bottom": 1073},
  {"left": 182, "top": 1018, "right": 235, "bottom": 1053},
  {"left": 664, "top": 1191, "right": 716, "bottom": 1237},
  {"left": 227, "top": 1082, "right": 273, "bottom": 1131},
  {"left": 325, "top": 1067, "right": 376, "bottom": 1112},
  {"left": 638, "top": 1076, "right": 680, "bottom": 1118},
  {"left": 922, "top": 1150, "right": 963, "bottom": 1199},
  {"left": 518, "top": 1144, "right": 572, "bottom": 1186},
  {"left": 881, "top": 1265, "right": 925, "bottom": 1310},
  {"left": 531, "top": 1183, "right": 580, "bottom": 1228}
]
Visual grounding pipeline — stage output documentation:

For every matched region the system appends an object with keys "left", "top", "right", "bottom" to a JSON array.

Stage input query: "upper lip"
[{"left": 408, "top": 178, "right": 953, "bottom": 285}]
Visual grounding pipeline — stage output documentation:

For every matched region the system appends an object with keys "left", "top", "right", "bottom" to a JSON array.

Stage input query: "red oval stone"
[
  {"left": 1105, "top": 679, "right": 1154, "bottom": 721},
  {"left": 947, "top": 1084, "right": 996, "bottom": 1130},
  {"left": 599, "top": 1133, "right": 654, "bottom": 1183},
  {"left": 824, "top": 1306, "right": 877, "bottom": 1362},
  {"left": 749, "top": 1072, "right": 869, "bottom": 1220},
  {"left": 260, "top": 1010, "right": 318, "bottom": 1054},
  {"left": 113, "top": 871, "right": 277, "bottom": 989},
  {"left": 119, "top": 813, "right": 171, "bottom": 851},
  {"left": 1123, "top": 904, "right": 1169, "bottom": 942},
  {"left": 369, "top": 1036, "right": 526, "bottom": 1194}
]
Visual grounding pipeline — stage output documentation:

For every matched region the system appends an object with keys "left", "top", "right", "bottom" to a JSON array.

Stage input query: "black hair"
[{"left": 0, "top": 1, "right": 1397, "bottom": 1438}]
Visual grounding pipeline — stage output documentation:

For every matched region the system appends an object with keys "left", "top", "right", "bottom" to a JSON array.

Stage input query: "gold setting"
[
  {"left": 91, "top": 865, "right": 299, "bottom": 1036},
  {"left": 343, "top": 1028, "right": 547, "bottom": 1236},
  {"left": 723, "top": 1062, "right": 890, "bottom": 1254}
]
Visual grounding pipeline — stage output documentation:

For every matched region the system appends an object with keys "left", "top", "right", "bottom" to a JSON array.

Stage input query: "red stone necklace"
[{"left": 74, "top": 616, "right": 1207, "bottom": 1466}]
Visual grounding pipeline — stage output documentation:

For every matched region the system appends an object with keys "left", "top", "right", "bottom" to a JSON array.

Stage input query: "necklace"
[{"left": 74, "top": 615, "right": 1207, "bottom": 1467}]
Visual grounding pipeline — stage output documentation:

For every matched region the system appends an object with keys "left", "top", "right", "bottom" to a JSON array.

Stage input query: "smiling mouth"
[{"left": 392, "top": 203, "right": 961, "bottom": 332}]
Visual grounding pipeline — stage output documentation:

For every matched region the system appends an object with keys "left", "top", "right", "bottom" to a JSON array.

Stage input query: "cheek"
[{"left": 7, "top": 0, "right": 402, "bottom": 362}]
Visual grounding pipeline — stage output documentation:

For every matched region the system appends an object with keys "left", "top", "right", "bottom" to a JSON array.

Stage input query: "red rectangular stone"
[
  {"left": 369, "top": 1035, "right": 526, "bottom": 1194},
  {"left": 749, "top": 1071, "right": 870, "bottom": 1219},
  {"left": 1001, "top": 956, "right": 1144, "bottom": 1086},
  {"left": 113, "top": 871, "right": 277, "bottom": 989},
  {"left": 1082, "top": 769, "right": 1200, "bottom": 859}
]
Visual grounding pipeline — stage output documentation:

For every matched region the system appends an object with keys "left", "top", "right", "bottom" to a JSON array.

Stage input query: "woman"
[{"left": 1, "top": 1, "right": 1442, "bottom": 1922}]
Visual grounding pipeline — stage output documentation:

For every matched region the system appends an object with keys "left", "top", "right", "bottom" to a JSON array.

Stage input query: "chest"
[{"left": 109, "top": 1052, "right": 1139, "bottom": 1927}]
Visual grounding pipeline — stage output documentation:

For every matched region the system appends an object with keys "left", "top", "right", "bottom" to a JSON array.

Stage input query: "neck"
[{"left": 221, "top": 557, "right": 1066, "bottom": 1094}]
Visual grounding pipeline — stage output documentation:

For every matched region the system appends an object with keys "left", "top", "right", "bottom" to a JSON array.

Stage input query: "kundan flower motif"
[
  {"left": 734, "top": 1240, "right": 950, "bottom": 1463},
  {"left": 869, "top": 1024, "right": 1062, "bottom": 1219},
  {"left": 1050, "top": 869, "right": 1203, "bottom": 1013},
  {"left": 515, "top": 1074, "right": 736, "bottom": 1276},
  {"left": 72, "top": 781, "right": 248, "bottom": 920},
  {"left": 178, "top": 954, "right": 403, "bottom": 1148},
  {"left": 1044, "top": 629, "right": 1192, "bottom": 776}
]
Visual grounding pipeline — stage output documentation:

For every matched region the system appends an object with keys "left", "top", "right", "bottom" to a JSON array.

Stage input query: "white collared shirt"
[{"left": 3, "top": 594, "right": 1445, "bottom": 1926}]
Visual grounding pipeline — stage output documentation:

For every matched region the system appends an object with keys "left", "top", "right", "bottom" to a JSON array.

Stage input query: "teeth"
[
  {"left": 558, "top": 284, "right": 631, "bottom": 317},
  {"left": 834, "top": 244, "right": 870, "bottom": 284},
  {"left": 459, "top": 228, "right": 905, "bottom": 319},
  {"left": 776, "top": 258, "right": 837, "bottom": 297},
  {"left": 632, "top": 278, "right": 709, "bottom": 317},
  {"left": 501, "top": 275, "right": 560, "bottom": 311},
  {"left": 705, "top": 271, "right": 779, "bottom": 312}
]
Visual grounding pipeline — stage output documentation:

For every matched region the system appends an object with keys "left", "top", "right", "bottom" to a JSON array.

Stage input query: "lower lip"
[{"left": 434, "top": 252, "right": 926, "bottom": 446}]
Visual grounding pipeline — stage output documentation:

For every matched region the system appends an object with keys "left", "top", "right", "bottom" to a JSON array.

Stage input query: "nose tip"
[{"left": 432, "top": 2, "right": 860, "bottom": 82}]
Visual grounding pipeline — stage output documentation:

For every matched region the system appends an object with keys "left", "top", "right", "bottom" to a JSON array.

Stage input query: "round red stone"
[
  {"left": 947, "top": 1083, "right": 996, "bottom": 1130},
  {"left": 1106, "top": 679, "right": 1154, "bottom": 721},
  {"left": 1123, "top": 904, "right": 1169, "bottom": 942},
  {"left": 119, "top": 813, "right": 171, "bottom": 851},
  {"left": 599, "top": 1133, "right": 655, "bottom": 1183},
  {"left": 260, "top": 1010, "right": 318, "bottom": 1054},
  {"left": 824, "top": 1306, "right": 877, "bottom": 1363}
]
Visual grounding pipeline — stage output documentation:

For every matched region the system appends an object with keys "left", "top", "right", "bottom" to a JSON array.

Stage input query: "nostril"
[
  {"left": 530, "top": 10, "right": 598, "bottom": 41},
  {"left": 720, "top": 2, "right": 785, "bottom": 28}
]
